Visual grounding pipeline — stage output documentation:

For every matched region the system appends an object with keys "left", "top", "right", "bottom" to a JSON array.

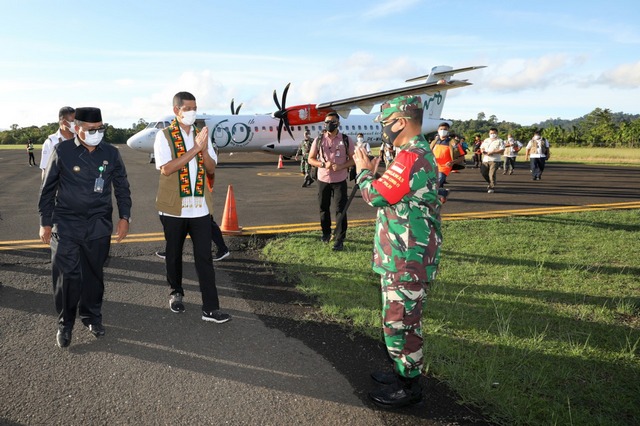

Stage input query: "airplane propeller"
[
  {"left": 230, "top": 98, "right": 243, "bottom": 115},
  {"left": 272, "top": 83, "right": 295, "bottom": 142}
]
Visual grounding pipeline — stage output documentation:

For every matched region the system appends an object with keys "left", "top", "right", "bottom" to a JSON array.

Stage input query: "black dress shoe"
[
  {"left": 332, "top": 241, "right": 344, "bottom": 251},
  {"left": 370, "top": 370, "right": 397, "bottom": 385},
  {"left": 321, "top": 234, "right": 331, "bottom": 243},
  {"left": 56, "top": 328, "right": 72, "bottom": 348},
  {"left": 369, "top": 378, "right": 422, "bottom": 409},
  {"left": 88, "top": 323, "right": 105, "bottom": 338}
]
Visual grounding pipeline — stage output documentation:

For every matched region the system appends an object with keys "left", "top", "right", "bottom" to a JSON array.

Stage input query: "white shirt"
[
  {"left": 526, "top": 139, "right": 549, "bottom": 158},
  {"left": 40, "top": 130, "right": 65, "bottom": 170},
  {"left": 480, "top": 138, "right": 505, "bottom": 163},
  {"left": 154, "top": 125, "right": 217, "bottom": 218}
]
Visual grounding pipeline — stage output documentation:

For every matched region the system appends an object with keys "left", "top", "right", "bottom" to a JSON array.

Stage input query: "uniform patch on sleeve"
[{"left": 372, "top": 150, "right": 416, "bottom": 204}]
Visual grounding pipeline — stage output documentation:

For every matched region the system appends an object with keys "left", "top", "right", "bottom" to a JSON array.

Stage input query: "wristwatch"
[
  {"left": 321, "top": 161, "right": 326, "bottom": 168},
  {"left": 121, "top": 215, "right": 132, "bottom": 223}
]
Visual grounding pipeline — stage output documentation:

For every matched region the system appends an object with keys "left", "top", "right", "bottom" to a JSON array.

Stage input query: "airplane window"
[
  {"left": 262, "top": 126, "right": 266, "bottom": 131},
  {"left": 312, "top": 126, "right": 316, "bottom": 131},
  {"left": 358, "top": 125, "right": 362, "bottom": 130},
  {"left": 146, "top": 122, "right": 157, "bottom": 129},
  {"left": 164, "top": 122, "right": 170, "bottom": 127},
  {"left": 254, "top": 127, "right": 259, "bottom": 132},
  {"left": 269, "top": 126, "right": 273, "bottom": 132},
  {"left": 155, "top": 122, "right": 165, "bottom": 129}
]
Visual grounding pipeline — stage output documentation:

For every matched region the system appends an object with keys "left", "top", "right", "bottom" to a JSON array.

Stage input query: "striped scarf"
[{"left": 167, "top": 118, "right": 205, "bottom": 207}]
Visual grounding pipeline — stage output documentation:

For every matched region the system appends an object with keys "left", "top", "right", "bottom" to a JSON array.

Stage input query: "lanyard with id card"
[{"left": 94, "top": 160, "right": 108, "bottom": 193}]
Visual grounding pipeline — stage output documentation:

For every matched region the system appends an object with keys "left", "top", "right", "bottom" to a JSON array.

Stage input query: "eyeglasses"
[{"left": 84, "top": 126, "right": 106, "bottom": 135}]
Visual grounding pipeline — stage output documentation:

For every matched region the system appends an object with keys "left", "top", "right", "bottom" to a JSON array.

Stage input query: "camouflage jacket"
[
  {"left": 356, "top": 135, "right": 442, "bottom": 282},
  {"left": 296, "top": 137, "right": 314, "bottom": 159}
]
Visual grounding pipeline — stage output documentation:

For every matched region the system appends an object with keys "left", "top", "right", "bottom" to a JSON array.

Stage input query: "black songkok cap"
[{"left": 75, "top": 107, "right": 102, "bottom": 123}]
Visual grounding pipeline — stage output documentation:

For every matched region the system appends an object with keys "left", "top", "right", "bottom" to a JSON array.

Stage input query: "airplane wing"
[{"left": 316, "top": 65, "right": 486, "bottom": 119}]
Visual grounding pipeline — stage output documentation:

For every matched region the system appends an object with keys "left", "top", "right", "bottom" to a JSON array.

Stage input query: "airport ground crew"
[
  {"left": 38, "top": 107, "right": 132, "bottom": 348},
  {"left": 353, "top": 95, "right": 442, "bottom": 409}
]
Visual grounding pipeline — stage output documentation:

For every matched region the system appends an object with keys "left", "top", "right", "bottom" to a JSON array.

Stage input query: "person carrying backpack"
[{"left": 307, "top": 112, "right": 355, "bottom": 251}]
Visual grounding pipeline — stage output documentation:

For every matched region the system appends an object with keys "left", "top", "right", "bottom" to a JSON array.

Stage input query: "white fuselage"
[{"left": 126, "top": 112, "right": 447, "bottom": 157}]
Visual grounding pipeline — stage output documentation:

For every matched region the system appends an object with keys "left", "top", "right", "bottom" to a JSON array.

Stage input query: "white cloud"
[
  {"left": 596, "top": 61, "right": 640, "bottom": 88},
  {"left": 483, "top": 54, "right": 571, "bottom": 91}
]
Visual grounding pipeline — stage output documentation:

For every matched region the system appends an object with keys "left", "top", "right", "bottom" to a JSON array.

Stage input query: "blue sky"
[{"left": 1, "top": 0, "right": 639, "bottom": 130}]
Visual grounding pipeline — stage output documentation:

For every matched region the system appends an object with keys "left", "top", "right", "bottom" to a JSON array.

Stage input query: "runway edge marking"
[{"left": 2, "top": 201, "right": 639, "bottom": 251}]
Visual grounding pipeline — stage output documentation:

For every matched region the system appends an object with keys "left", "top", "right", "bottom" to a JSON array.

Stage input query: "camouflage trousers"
[
  {"left": 380, "top": 275, "right": 429, "bottom": 379},
  {"left": 299, "top": 158, "right": 310, "bottom": 175}
]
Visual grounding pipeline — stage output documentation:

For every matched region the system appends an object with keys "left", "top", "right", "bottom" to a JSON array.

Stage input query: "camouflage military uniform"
[
  {"left": 356, "top": 133, "right": 442, "bottom": 379},
  {"left": 296, "top": 136, "right": 314, "bottom": 181}
]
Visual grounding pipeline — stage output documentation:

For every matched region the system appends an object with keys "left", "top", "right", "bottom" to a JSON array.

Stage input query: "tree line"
[
  {"left": 0, "top": 119, "right": 149, "bottom": 146},
  {"left": 2, "top": 108, "right": 639, "bottom": 148},
  {"left": 451, "top": 108, "right": 640, "bottom": 147}
]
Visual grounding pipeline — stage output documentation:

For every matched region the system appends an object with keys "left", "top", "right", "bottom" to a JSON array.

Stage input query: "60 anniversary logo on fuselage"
[{"left": 210, "top": 118, "right": 255, "bottom": 148}]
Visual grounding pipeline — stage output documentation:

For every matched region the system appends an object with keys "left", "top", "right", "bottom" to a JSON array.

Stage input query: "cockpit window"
[
  {"left": 146, "top": 122, "right": 157, "bottom": 129},
  {"left": 155, "top": 122, "right": 166, "bottom": 129}
]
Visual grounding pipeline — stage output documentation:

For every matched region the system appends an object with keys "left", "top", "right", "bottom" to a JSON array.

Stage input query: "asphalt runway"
[
  {"left": 1, "top": 147, "right": 639, "bottom": 425},
  {"left": 2, "top": 147, "right": 640, "bottom": 242}
]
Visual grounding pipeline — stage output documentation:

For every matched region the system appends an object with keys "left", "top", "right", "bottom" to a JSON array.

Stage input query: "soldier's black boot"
[
  {"left": 369, "top": 375, "right": 422, "bottom": 409},
  {"left": 370, "top": 370, "right": 397, "bottom": 385}
]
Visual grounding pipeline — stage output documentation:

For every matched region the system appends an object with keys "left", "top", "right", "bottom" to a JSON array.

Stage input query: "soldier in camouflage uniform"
[
  {"left": 352, "top": 95, "right": 442, "bottom": 409},
  {"left": 295, "top": 130, "right": 315, "bottom": 187}
]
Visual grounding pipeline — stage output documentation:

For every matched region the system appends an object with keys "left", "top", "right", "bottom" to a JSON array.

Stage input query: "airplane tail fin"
[{"left": 406, "top": 65, "right": 486, "bottom": 120}]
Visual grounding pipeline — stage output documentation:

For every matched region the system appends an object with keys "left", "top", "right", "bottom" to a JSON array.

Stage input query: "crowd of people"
[{"left": 34, "top": 90, "right": 551, "bottom": 411}]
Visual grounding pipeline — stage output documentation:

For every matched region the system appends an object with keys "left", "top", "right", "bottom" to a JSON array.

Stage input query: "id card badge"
[
  {"left": 94, "top": 177, "right": 104, "bottom": 193},
  {"left": 335, "top": 149, "right": 341, "bottom": 158}
]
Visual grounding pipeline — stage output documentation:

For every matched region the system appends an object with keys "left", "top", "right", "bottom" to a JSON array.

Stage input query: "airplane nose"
[{"left": 126, "top": 134, "right": 138, "bottom": 149}]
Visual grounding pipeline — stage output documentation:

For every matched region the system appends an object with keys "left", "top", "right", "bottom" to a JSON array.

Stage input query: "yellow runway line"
[{"left": 2, "top": 201, "right": 639, "bottom": 251}]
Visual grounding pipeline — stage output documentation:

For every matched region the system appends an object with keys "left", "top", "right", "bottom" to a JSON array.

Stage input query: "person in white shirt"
[
  {"left": 154, "top": 91, "right": 230, "bottom": 324},
  {"left": 525, "top": 131, "right": 550, "bottom": 180},
  {"left": 502, "top": 134, "right": 523, "bottom": 175},
  {"left": 479, "top": 128, "right": 505, "bottom": 193},
  {"left": 40, "top": 107, "right": 75, "bottom": 179},
  {"left": 356, "top": 133, "right": 371, "bottom": 157}
]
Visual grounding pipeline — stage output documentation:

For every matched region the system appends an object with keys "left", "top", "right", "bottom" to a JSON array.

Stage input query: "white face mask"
[
  {"left": 82, "top": 131, "right": 103, "bottom": 146},
  {"left": 438, "top": 129, "right": 448, "bottom": 138},
  {"left": 508, "top": 137, "right": 513, "bottom": 142},
  {"left": 534, "top": 135, "right": 541, "bottom": 140},
  {"left": 181, "top": 110, "right": 197, "bottom": 126},
  {"left": 66, "top": 120, "right": 77, "bottom": 134},
  {"left": 357, "top": 137, "right": 364, "bottom": 143},
  {"left": 489, "top": 133, "right": 497, "bottom": 139}
]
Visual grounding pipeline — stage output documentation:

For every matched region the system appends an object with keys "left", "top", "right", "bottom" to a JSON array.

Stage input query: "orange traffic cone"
[
  {"left": 277, "top": 155, "right": 284, "bottom": 169},
  {"left": 220, "top": 184, "right": 243, "bottom": 235}
]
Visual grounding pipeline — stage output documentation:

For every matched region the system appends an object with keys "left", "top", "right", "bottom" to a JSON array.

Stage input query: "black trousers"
[
  {"left": 160, "top": 214, "right": 220, "bottom": 312},
  {"left": 51, "top": 234, "right": 110, "bottom": 329},
  {"left": 318, "top": 179, "right": 348, "bottom": 242},
  {"left": 210, "top": 216, "right": 227, "bottom": 253}
]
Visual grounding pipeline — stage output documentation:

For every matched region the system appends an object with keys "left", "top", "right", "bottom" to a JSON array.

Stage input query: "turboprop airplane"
[{"left": 126, "top": 65, "right": 485, "bottom": 160}]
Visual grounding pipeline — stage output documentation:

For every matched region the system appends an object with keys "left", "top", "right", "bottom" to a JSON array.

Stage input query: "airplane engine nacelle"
[{"left": 285, "top": 104, "right": 330, "bottom": 125}]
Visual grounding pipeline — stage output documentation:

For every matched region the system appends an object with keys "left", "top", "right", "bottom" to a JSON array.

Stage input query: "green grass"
[{"left": 263, "top": 209, "right": 640, "bottom": 425}]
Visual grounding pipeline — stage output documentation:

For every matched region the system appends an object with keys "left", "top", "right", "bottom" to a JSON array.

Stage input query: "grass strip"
[{"left": 263, "top": 209, "right": 640, "bottom": 425}]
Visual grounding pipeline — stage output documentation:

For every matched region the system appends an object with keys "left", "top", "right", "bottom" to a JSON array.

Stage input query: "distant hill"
[{"left": 534, "top": 111, "right": 640, "bottom": 130}]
